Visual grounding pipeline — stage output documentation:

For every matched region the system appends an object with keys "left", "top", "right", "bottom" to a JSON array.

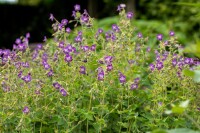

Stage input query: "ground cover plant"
[{"left": 0, "top": 4, "right": 200, "bottom": 133}]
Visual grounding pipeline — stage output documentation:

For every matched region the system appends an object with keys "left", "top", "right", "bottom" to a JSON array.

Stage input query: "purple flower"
[
  {"left": 58, "top": 23, "right": 64, "bottom": 30},
  {"left": 137, "top": 32, "right": 143, "bottom": 38},
  {"left": 37, "top": 44, "right": 43, "bottom": 50},
  {"left": 172, "top": 58, "right": 177, "bottom": 67},
  {"left": 127, "top": 12, "right": 134, "bottom": 19},
  {"left": 184, "top": 57, "right": 193, "bottom": 65},
  {"left": 98, "top": 28, "right": 103, "bottom": 34},
  {"left": 43, "top": 62, "right": 51, "bottom": 70},
  {"left": 80, "top": 66, "right": 86, "bottom": 74},
  {"left": 61, "top": 19, "right": 68, "bottom": 26},
  {"left": 117, "top": 4, "right": 126, "bottom": 11},
  {"left": 74, "top": 4, "right": 81, "bottom": 11},
  {"left": 53, "top": 82, "right": 61, "bottom": 90},
  {"left": 157, "top": 34, "right": 163, "bottom": 41},
  {"left": 112, "top": 24, "right": 120, "bottom": 32},
  {"left": 149, "top": 63, "right": 155, "bottom": 71},
  {"left": 59, "top": 41, "right": 65, "bottom": 48},
  {"left": 47, "top": 69, "right": 53, "bottom": 77},
  {"left": 72, "top": 11, "right": 76, "bottom": 18},
  {"left": 49, "top": 13, "right": 54, "bottom": 21},
  {"left": 169, "top": 31, "right": 175, "bottom": 36},
  {"left": 26, "top": 33, "right": 30, "bottom": 38},
  {"left": 23, "top": 106, "right": 30, "bottom": 114},
  {"left": 35, "top": 90, "right": 40, "bottom": 95},
  {"left": 15, "top": 38, "right": 21, "bottom": 44},
  {"left": 156, "top": 61, "right": 164, "bottom": 70},
  {"left": 22, "top": 62, "right": 30, "bottom": 68},
  {"left": 66, "top": 27, "right": 71, "bottom": 33},
  {"left": 65, "top": 54, "right": 73, "bottom": 63},
  {"left": 18, "top": 71, "right": 23, "bottom": 78},
  {"left": 146, "top": 47, "right": 151, "bottom": 52},
  {"left": 128, "top": 60, "right": 135, "bottom": 65},
  {"left": 130, "top": 83, "right": 138, "bottom": 90},
  {"left": 90, "top": 44, "right": 96, "bottom": 51},
  {"left": 134, "top": 77, "right": 140, "bottom": 84},
  {"left": 18, "top": 43, "right": 26, "bottom": 51},
  {"left": 75, "top": 36, "right": 82, "bottom": 43},
  {"left": 60, "top": 88, "right": 67, "bottom": 96},
  {"left": 43, "top": 36, "right": 47, "bottom": 42},
  {"left": 82, "top": 45, "right": 90, "bottom": 52},
  {"left": 81, "top": 15, "right": 89, "bottom": 24},
  {"left": 104, "top": 56, "right": 113, "bottom": 65},
  {"left": 22, "top": 73, "right": 32, "bottom": 83},
  {"left": 98, "top": 72, "right": 104, "bottom": 81},
  {"left": 119, "top": 73, "right": 126, "bottom": 84},
  {"left": 107, "top": 64, "right": 113, "bottom": 72}
]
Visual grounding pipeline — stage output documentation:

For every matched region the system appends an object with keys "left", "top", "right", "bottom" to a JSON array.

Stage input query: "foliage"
[{"left": 0, "top": 4, "right": 200, "bottom": 133}]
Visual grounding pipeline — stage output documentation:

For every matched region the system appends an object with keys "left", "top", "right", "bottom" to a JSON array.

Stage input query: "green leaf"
[
  {"left": 172, "top": 106, "right": 185, "bottom": 114},
  {"left": 183, "top": 69, "right": 194, "bottom": 77},
  {"left": 167, "top": 128, "right": 200, "bottom": 133},
  {"left": 193, "top": 70, "right": 200, "bottom": 83}
]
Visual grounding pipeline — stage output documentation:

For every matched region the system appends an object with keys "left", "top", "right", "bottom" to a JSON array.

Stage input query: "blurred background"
[{"left": 0, "top": 0, "right": 199, "bottom": 49}]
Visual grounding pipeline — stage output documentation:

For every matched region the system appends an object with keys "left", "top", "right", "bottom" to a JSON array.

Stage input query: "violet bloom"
[
  {"left": 65, "top": 54, "right": 73, "bottom": 63},
  {"left": 130, "top": 83, "right": 138, "bottom": 90},
  {"left": 172, "top": 58, "right": 177, "bottom": 67},
  {"left": 149, "top": 63, "right": 155, "bottom": 71},
  {"left": 82, "top": 46, "right": 90, "bottom": 52},
  {"left": 112, "top": 24, "right": 120, "bottom": 32},
  {"left": 81, "top": 15, "right": 89, "bottom": 24},
  {"left": 74, "top": 4, "right": 81, "bottom": 11},
  {"left": 107, "top": 64, "right": 113, "bottom": 72},
  {"left": 37, "top": 44, "right": 43, "bottom": 50},
  {"left": 18, "top": 71, "right": 23, "bottom": 78},
  {"left": 53, "top": 82, "right": 61, "bottom": 90},
  {"left": 49, "top": 13, "right": 54, "bottom": 21},
  {"left": 137, "top": 32, "right": 143, "bottom": 38},
  {"left": 72, "top": 11, "right": 76, "bottom": 18},
  {"left": 18, "top": 43, "right": 26, "bottom": 51},
  {"left": 75, "top": 36, "right": 82, "bottom": 43},
  {"left": 98, "top": 28, "right": 103, "bottom": 34},
  {"left": 134, "top": 77, "right": 140, "bottom": 84},
  {"left": 26, "top": 33, "right": 30, "bottom": 38},
  {"left": 104, "top": 56, "right": 113, "bottom": 65},
  {"left": 23, "top": 106, "right": 30, "bottom": 114},
  {"left": 61, "top": 19, "right": 68, "bottom": 26},
  {"left": 127, "top": 12, "right": 134, "bottom": 19},
  {"left": 98, "top": 72, "right": 104, "bottom": 81},
  {"left": 15, "top": 38, "right": 21, "bottom": 44},
  {"left": 43, "top": 62, "right": 51, "bottom": 70},
  {"left": 117, "top": 3, "right": 126, "bottom": 11},
  {"left": 22, "top": 62, "right": 30, "bottom": 68},
  {"left": 80, "top": 66, "right": 86, "bottom": 74},
  {"left": 156, "top": 61, "right": 164, "bottom": 70},
  {"left": 66, "top": 27, "right": 71, "bottom": 33},
  {"left": 60, "top": 88, "right": 67, "bottom": 96},
  {"left": 128, "top": 60, "right": 135, "bottom": 65},
  {"left": 146, "top": 47, "right": 151, "bottom": 52},
  {"left": 169, "top": 31, "right": 175, "bottom": 36},
  {"left": 119, "top": 73, "right": 126, "bottom": 84},
  {"left": 90, "top": 44, "right": 96, "bottom": 51},
  {"left": 22, "top": 73, "right": 32, "bottom": 83},
  {"left": 43, "top": 36, "right": 47, "bottom": 42},
  {"left": 157, "top": 34, "right": 163, "bottom": 41},
  {"left": 58, "top": 23, "right": 64, "bottom": 30},
  {"left": 47, "top": 69, "right": 53, "bottom": 77},
  {"left": 59, "top": 41, "right": 65, "bottom": 48}
]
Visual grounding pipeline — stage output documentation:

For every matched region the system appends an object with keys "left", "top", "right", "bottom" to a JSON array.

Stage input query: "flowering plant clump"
[{"left": 0, "top": 4, "right": 200, "bottom": 133}]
